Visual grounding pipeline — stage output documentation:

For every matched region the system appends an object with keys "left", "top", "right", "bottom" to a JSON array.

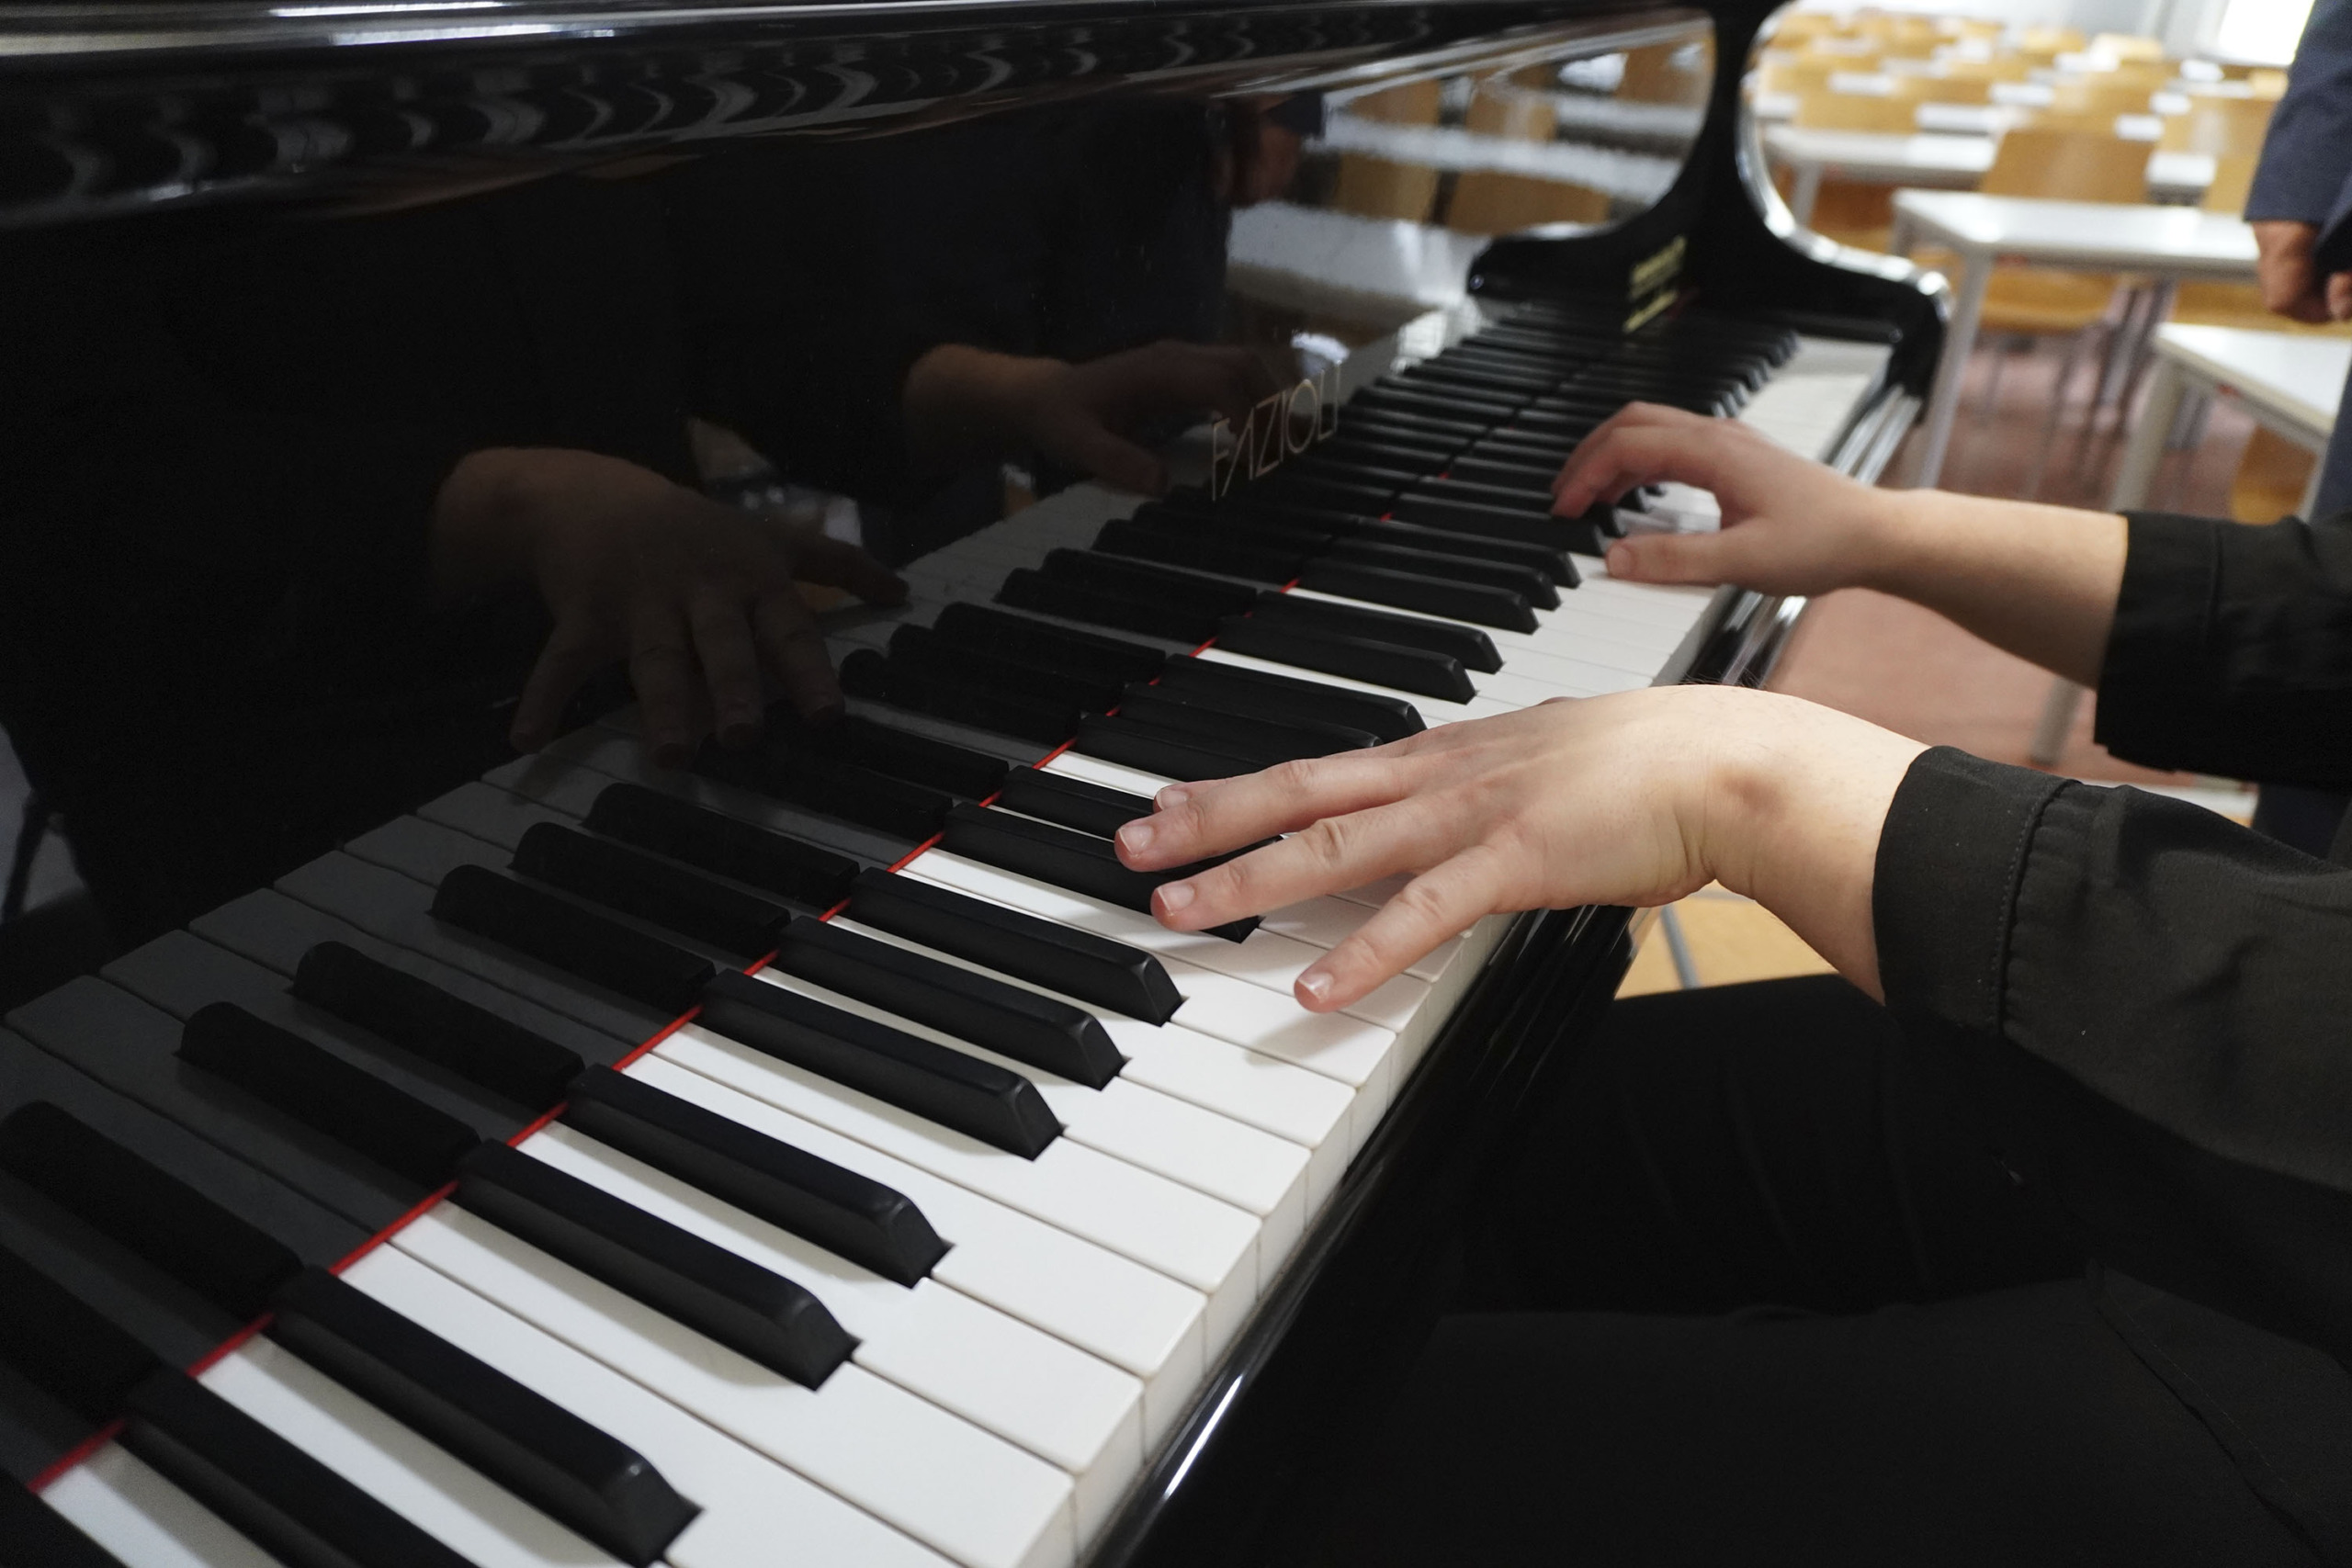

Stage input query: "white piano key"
[
  {"left": 395, "top": 1206, "right": 1079, "bottom": 1568},
  {"left": 342, "top": 1244, "right": 956, "bottom": 1568},
  {"left": 741, "top": 966, "right": 1309, "bottom": 1239},
  {"left": 1038, "top": 750, "right": 1185, "bottom": 800},
  {"left": 198, "top": 1337, "right": 624, "bottom": 1568},
  {"left": 650, "top": 1024, "right": 1263, "bottom": 1350},
  {"left": 516, "top": 1124, "right": 1146, "bottom": 1538},
  {"left": 898, "top": 852, "right": 1397, "bottom": 1101},
  {"left": 827, "top": 916, "right": 1357, "bottom": 1202},
  {"left": 40, "top": 1447, "right": 280, "bottom": 1568}
]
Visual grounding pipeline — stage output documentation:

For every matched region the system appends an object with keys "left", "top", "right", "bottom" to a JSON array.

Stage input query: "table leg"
[
  {"left": 2108, "top": 359, "right": 2185, "bottom": 512},
  {"left": 2115, "top": 279, "right": 2177, "bottom": 416},
  {"left": 1910, "top": 249, "right": 1990, "bottom": 488},
  {"left": 1790, "top": 161, "right": 1823, "bottom": 225}
]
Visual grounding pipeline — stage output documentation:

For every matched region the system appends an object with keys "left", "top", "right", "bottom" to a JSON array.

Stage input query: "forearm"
[
  {"left": 1860, "top": 490, "right": 2127, "bottom": 686},
  {"left": 899, "top": 344, "right": 1056, "bottom": 476}
]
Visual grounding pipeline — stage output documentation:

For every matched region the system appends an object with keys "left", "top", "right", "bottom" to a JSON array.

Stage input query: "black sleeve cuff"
[
  {"left": 1872, "top": 747, "right": 2064, "bottom": 1035},
  {"left": 2097, "top": 510, "right": 2219, "bottom": 719}
]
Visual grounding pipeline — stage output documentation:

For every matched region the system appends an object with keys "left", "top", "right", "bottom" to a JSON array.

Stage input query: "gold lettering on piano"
[
  {"left": 1626, "top": 233, "right": 1687, "bottom": 331},
  {"left": 1209, "top": 367, "right": 1340, "bottom": 500}
]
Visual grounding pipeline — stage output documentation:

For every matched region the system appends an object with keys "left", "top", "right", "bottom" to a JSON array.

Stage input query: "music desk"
[
  {"left": 2028, "top": 324, "right": 2352, "bottom": 765},
  {"left": 1889, "top": 190, "right": 2260, "bottom": 489}
]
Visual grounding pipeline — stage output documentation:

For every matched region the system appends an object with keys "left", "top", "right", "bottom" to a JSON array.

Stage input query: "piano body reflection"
[{"left": 0, "top": 0, "right": 1942, "bottom": 1563}]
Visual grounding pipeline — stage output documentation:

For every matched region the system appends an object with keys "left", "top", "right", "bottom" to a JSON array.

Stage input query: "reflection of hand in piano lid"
[
  {"left": 426, "top": 446, "right": 906, "bottom": 765},
  {"left": 901, "top": 341, "right": 1284, "bottom": 500}
]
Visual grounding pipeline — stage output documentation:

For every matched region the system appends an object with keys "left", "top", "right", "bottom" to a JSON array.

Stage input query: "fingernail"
[
  {"left": 1297, "top": 968, "right": 1333, "bottom": 1007},
  {"left": 1157, "top": 879, "right": 1195, "bottom": 913},
  {"left": 1607, "top": 543, "right": 1634, "bottom": 575},
  {"left": 1118, "top": 819, "right": 1155, "bottom": 855},
  {"left": 1157, "top": 784, "right": 1191, "bottom": 809}
]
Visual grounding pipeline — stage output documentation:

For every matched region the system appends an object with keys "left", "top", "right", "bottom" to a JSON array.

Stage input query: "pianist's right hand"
[{"left": 430, "top": 447, "right": 905, "bottom": 766}]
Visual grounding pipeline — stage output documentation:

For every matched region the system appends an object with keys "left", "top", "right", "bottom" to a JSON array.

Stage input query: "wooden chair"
[
  {"left": 1959, "top": 129, "right": 2154, "bottom": 491},
  {"left": 1757, "top": 52, "right": 1843, "bottom": 97},
  {"left": 2231, "top": 427, "right": 2320, "bottom": 523},
  {"left": 2091, "top": 32, "right": 2168, "bottom": 63},
  {"left": 1792, "top": 87, "right": 1916, "bottom": 132},
  {"left": 2158, "top": 91, "right": 2275, "bottom": 158},
  {"left": 1446, "top": 79, "right": 1610, "bottom": 236},
  {"left": 2049, "top": 78, "right": 2155, "bottom": 118},
  {"left": 1894, "top": 73, "right": 1994, "bottom": 107},
  {"left": 1329, "top": 80, "right": 1443, "bottom": 223}
]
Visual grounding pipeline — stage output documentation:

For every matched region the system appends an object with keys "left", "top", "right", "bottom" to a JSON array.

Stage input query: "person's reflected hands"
[
  {"left": 431, "top": 447, "right": 905, "bottom": 766},
  {"left": 905, "top": 340, "right": 1283, "bottom": 495},
  {"left": 1550, "top": 402, "right": 1894, "bottom": 594}
]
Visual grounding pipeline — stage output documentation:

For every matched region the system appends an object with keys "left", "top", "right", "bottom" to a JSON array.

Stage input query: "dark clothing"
[
  {"left": 1331, "top": 508, "right": 2352, "bottom": 1563},
  {"left": 1326, "top": 978, "right": 2335, "bottom": 1568},
  {"left": 2246, "top": 0, "right": 2352, "bottom": 516}
]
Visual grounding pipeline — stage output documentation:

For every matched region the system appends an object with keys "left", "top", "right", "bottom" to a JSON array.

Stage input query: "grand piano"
[{"left": 0, "top": 0, "right": 1942, "bottom": 1562}]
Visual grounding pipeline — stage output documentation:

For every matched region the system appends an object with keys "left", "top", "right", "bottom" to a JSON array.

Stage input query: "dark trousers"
[{"left": 1318, "top": 976, "right": 2324, "bottom": 1567}]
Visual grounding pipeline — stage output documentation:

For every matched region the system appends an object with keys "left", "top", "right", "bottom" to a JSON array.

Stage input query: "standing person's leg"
[{"left": 1315, "top": 976, "right": 2328, "bottom": 1567}]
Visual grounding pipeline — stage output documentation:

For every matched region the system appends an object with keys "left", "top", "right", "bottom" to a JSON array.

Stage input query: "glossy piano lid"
[{"left": 0, "top": 0, "right": 1716, "bottom": 228}]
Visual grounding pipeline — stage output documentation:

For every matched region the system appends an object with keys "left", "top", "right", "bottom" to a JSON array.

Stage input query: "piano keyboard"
[{"left": 0, "top": 301, "right": 1891, "bottom": 1568}]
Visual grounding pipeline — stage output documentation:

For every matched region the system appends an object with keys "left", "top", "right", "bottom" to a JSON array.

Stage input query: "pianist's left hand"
[
  {"left": 430, "top": 446, "right": 906, "bottom": 766},
  {"left": 1113, "top": 688, "right": 1924, "bottom": 1012}
]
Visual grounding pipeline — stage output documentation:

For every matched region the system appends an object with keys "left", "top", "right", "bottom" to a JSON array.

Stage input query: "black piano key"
[
  {"left": 1128, "top": 497, "right": 1337, "bottom": 553},
  {"left": 0, "top": 1478, "right": 127, "bottom": 1568},
  {"left": 560, "top": 1065, "right": 947, "bottom": 1286},
  {"left": 1442, "top": 454, "right": 1563, "bottom": 491},
  {"left": 771, "top": 916, "right": 1124, "bottom": 1089},
  {"left": 931, "top": 603, "right": 1169, "bottom": 683},
  {"left": 938, "top": 803, "right": 1260, "bottom": 941},
  {"left": 122, "top": 1367, "right": 477, "bottom": 1568},
  {"left": 1258, "top": 585, "right": 1515, "bottom": 663},
  {"left": 1089, "top": 519, "right": 1305, "bottom": 584},
  {"left": 179, "top": 1004, "right": 482, "bottom": 1191},
  {"left": 1382, "top": 490, "right": 1576, "bottom": 556},
  {"left": 840, "top": 649, "right": 1080, "bottom": 748},
  {"left": 0, "top": 1240, "right": 159, "bottom": 1426},
  {"left": 992, "top": 769, "right": 1157, "bottom": 840},
  {"left": 694, "top": 742, "right": 956, "bottom": 844},
  {"left": 268, "top": 1267, "right": 698, "bottom": 1567},
  {"left": 888, "top": 625, "right": 1122, "bottom": 715},
  {"left": 843, "top": 867, "right": 1184, "bottom": 1025},
  {"left": 1074, "top": 714, "right": 1293, "bottom": 782},
  {"left": 10, "top": 980, "right": 424, "bottom": 1232},
  {"left": 788, "top": 713, "right": 1012, "bottom": 801},
  {"left": 512, "top": 823, "right": 793, "bottom": 962},
  {"left": 1288, "top": 557, "right": 1543, "bottom": 629},
  {"left": 0, "top": 1101, "right": 302, "bottom": 1320},
  {"left": 583, "top": 784, "right": 859, "bottom": 909},
  {"left": 291, "top": 942, "right": 586, "bottom": 1114},
  {"left": 431, "top": 864, "right": 716, "bottom": 1016},
  {"left": 996, "top": 568, "right": 1217, "bottom": 644},
  {"left": 454, "top": 1141, "right": 855, "bottom": 1387},
  {"left": 697, "top": 970, "right": 1061, "bottom": 1157},
  {"left": 1320, "top": 537, "right": 1558, "bottom": 609},
  {"left": 1153, "top": 655, "right": 1424, "bottom": 741},
  {"left": 1346, "top": 516, "right": 1578, "bottom": 586},
  {"left": 200, "top": 886, "right": 658, "bottom": 1055},
  {"left": 1114, "top": 685, "right": 1382, "bottom": 759},
  {"left": 1038, "top": 549, "right": 1261, "bottom": 617},
  {"left": 104, "top": 931, "right": 529, "bottom": 1141},
  {"left": 1213, "top": 615, "right": 1476, "bottom": 704}
]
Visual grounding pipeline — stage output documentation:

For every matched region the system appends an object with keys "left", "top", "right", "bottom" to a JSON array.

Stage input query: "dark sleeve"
[
  {"left": 2245, "top": 0, "right": 2352, "bottom": 223},
  {"left": 1875, "top": 748, "right": 2352, "bottom": 1364},
  {"left": 2093, "top": 509, "right": 2352, "bottom": 786}
]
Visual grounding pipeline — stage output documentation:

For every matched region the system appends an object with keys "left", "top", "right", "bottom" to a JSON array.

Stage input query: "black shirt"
[{"left": 1872, "top": 511, "right": 2352, "bottom": 1558}]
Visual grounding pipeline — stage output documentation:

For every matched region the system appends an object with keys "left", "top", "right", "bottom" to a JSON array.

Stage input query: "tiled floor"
[{"left": 1624, "top": 333, "right": 2267, "bottom": 995}]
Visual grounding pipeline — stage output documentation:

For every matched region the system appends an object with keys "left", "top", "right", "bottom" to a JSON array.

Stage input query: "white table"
[
  {"left": 1889, "top": 189, "right": 2260, "bottom": 486},
  {"left": 2030, "top": 324, "right": 2349, "bottom": 762},
  {"left": 1766, "top": 126, "right": 2214, "bottom": 222}
]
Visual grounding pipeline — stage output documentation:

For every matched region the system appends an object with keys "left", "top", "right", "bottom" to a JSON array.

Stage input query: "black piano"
[{"left": 0, "top": 1, "right": 1941, "bottom": 1562}]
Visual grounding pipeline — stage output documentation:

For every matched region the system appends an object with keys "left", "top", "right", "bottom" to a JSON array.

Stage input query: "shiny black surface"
[{"left": 0, "top": 0, "right": 1938, "bottom": 1554}]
